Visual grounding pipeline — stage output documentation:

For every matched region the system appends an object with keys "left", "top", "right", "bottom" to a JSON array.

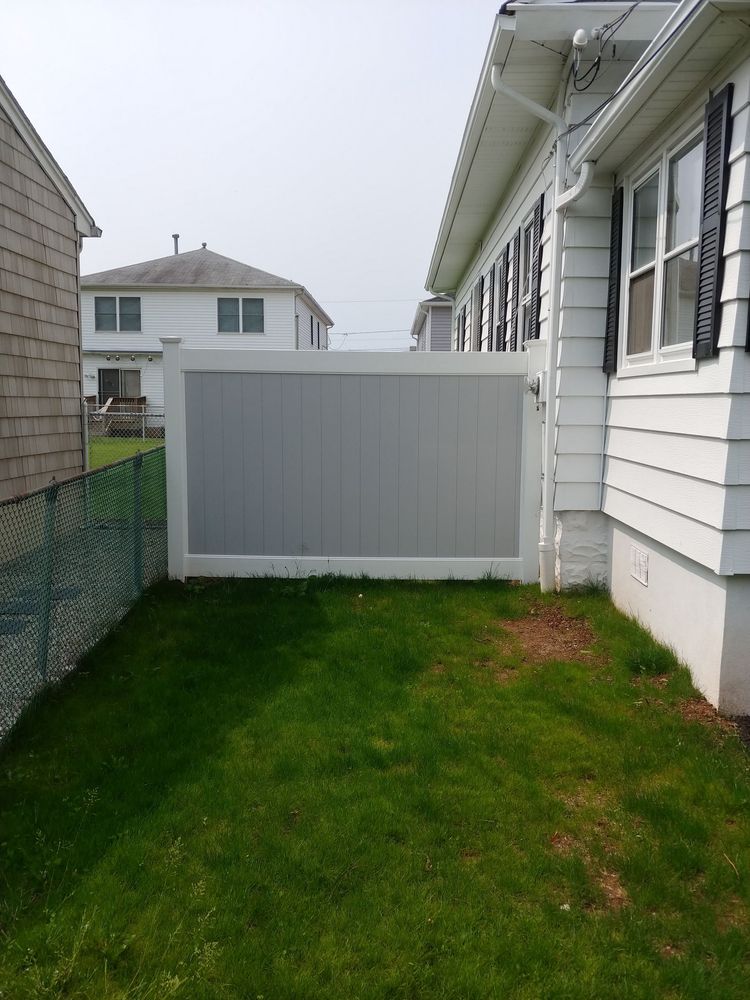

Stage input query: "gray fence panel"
[{"left": 184, "top": 371, "right": 524, "bottom": 559}]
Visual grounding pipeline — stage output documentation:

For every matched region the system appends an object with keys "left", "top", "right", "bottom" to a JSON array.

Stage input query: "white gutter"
[
  {"left": 568, "top": 0, "right": 716, "bottom": 171},
  {"left": 491, "top": 64, "right": 595, "bottom": 592}
]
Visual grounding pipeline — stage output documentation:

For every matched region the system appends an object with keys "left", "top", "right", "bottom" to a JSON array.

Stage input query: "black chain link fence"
[{"left": 0, "top": 448, "right": 167, "bottom": 741}]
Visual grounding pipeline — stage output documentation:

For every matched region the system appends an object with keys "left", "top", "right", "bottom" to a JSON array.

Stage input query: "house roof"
[
  {"left": 425, "top": 2, "right": 676, "bottom": 294},
  {"left": 0, "top": 73, "right": 100, "bottom": 239},
  {"left": 82, "top": 247, "right": 334, "bottom": 326},
  {"left": 409, "top": 295, "right": 453, "bottom": 339},
  {"left": 82, "top": 248, "right": 301, "bottom": 289}
]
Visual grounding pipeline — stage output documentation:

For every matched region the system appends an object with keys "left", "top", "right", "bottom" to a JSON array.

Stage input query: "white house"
[
  {"left": 426, "top": 0, "right": 750, "bottom": 713},
  {"left": 410, "top": 296, "right": 453, "bottom": 351},
  {"left": 81, "top": 246, "right": 333, "bottom": 408}
]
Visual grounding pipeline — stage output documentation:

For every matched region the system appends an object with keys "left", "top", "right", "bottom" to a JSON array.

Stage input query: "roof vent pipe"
[{"left": 172, "top": 233, "right": 179, "bottom": 255}]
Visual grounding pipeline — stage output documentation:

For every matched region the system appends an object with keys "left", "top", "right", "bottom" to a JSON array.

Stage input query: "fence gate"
[{"left": 162, "top": 339, "right": 541, "bottom": 581}]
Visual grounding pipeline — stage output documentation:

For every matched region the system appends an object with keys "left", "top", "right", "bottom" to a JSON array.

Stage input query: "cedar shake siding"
[{"left": 0, "top": 104, "right": 84, "bottom": 499}]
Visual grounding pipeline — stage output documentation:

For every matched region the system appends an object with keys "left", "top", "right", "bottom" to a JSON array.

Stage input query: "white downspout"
[{"left": 491, "top": 65, "right": 595, "bottom": 592}]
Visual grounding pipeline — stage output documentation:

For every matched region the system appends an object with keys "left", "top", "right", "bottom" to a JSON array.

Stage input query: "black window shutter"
[
  {"left": 509, "top": 230, "right": 521, "bottom": 351},
  {"left": 487, "top": 263, "right": 495, "bottom": 352},
  {"left": 694, "top": 83, "right": 733, "bottom": 360},
  {"left": 528, "top": 193, "right": 545, "bottom": 340},
  {"left": 472, "top": 279, "right": 482, "bottom": 351},
  {"left": 495, "top": 248, "right": 508, "bottom": 351},
  {"left": 460, "top": 304, "right": 467, "bottom": 351},
  {"left": 603, "top": 186, "right": 624, "bottom": 374}
]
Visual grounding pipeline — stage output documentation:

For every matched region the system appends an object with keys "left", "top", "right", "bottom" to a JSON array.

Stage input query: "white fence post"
[
  {"left": 519, "top": 382, "right": 543, "bottom": 584},
  {"left": 161, "top": 337, "right": 187, "bottom": 581}
]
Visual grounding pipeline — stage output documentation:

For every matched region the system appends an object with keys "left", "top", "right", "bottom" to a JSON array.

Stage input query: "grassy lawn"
[
  {"left": 1, "top": 579, "right": 749, "bottom": 998},
  {"left": 86, "top": 447, "right": 167, "bottom": 522},
  {"left": 88, "top": 437, "right": 164, "bottom": 470}
]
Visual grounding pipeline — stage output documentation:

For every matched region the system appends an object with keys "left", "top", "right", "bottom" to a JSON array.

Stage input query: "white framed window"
[
  {"left": 95, "top": 296, "right": 141, "bottom": 332},
  {"left": 217, "top": 297, "right": 264, "bottom": 333},
  {"left": 622, "top": 128, "right": 703, "bottom": 368}
]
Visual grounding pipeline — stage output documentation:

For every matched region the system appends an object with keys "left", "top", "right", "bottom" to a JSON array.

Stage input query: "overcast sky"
[{"left": 1, "top": 0, "right": 498, "bottom": 350}]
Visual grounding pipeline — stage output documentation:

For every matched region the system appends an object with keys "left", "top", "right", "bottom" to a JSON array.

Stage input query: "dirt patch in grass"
[
  {"left": 659, "top": 943, "right": 685, "bottom": 959},
  {"left": 549, "top": 829, "right": 630, "bottom": 912},
  {"left": 631, "top": 674, "right": 671, "bottom": 690},
  {"left": 596, "top": 868, "right": 630, "bottom": 911},
  {"left": 472, "top": 657, "right": 518, "bottom": 684},
  {"left": 716, "top": 895, "right": 749, "bottom": 932},
  {"left": 678, "top": 698, "right": 738, "bottom": 736},
  {"left": 496, "top": 603, "right": 602, "bottom": 665}
]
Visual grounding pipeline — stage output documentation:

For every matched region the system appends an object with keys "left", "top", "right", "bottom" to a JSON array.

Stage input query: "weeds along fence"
[{"left": 0, "top": 448, "right": 167, "bottom": 740}]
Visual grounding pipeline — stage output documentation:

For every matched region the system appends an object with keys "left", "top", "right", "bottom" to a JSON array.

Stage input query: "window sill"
[
  {"left": 617, "top": 355, "right": 696, "bottom": 379},
  {"left": 96, "top": 330, "right": 143, "bottom": 334},
  {"left": 217, "top": 332, "right": 265, "bottom": 336}
]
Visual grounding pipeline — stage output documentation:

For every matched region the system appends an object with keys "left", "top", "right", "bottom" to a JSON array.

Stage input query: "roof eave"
[
  {"left": 569, "top": 0, "right": 723, "bottom": 171},
  {"left": 0, "top": 73, "right": 100, "bottom": 239},
  {"left": 425, "top": 14, "right": 516, "bottom": 292},
  {"left": 295, "top": 287, "right": 335, "bottom": 328}
]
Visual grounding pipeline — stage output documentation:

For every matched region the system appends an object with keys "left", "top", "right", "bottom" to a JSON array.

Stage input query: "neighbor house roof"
[
  {"left": 425, "top": 2, "right": 676, "bottom": 294},
  {"left": 0, "top": 73, "right": 100, "bottom": 239},
  {"left": 82, "top": 247, "right": 334, "bottom": 326}
]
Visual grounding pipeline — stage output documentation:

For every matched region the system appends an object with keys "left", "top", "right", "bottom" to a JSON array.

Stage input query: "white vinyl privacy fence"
[{"left": 162, "top": 338, "right": 541, "bottom": 581}]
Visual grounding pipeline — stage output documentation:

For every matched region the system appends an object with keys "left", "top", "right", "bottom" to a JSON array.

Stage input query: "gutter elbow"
[{"left": 556, "top": 160, "right": 595, "bottom": 212}]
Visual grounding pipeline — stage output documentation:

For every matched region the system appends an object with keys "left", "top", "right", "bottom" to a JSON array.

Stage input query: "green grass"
[
  {"left": 87, "top": 447, "right": 167, "bottom": 522},
  {"left": 88, "top": 437, "right": 164, "bottom": 470},
  {"left": 1, "top": 579, "right": 749, "bottom": 999}
]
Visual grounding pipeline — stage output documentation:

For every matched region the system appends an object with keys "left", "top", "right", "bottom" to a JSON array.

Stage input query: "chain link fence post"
[
  {"left": 36, "top": 482, "right": 58, "bottom": 680},
  {"left": 132, "top": 453, "right": 143, "bottom": 597}
]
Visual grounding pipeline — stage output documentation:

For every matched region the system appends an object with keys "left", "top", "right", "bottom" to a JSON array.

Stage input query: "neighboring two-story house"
[
  {"left": 0, "top": 74, "right": 100, "bottom": 499},
  {"left": 81, "top": 246, "right": 333, "bottom": 408},
  {"left": 409, "top": 296, "right": 453, "bottom": 351},
  {"left": 425, "top": 0, "right": 750, "bottom": 714}
]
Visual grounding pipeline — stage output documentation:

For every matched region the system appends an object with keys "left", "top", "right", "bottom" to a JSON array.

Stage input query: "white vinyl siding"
[
  {"left": 428, "top": 306, "right": 452, "bottom": 351},
  {"left": 84, "top": 353, "right": 165, "bottom": 408},
  {"left": 295, "top": 295, "right": 328, "bottom": 352},
  {"left": 82, "top": 287, "right": 297, "bottom": 353},
  {"left": 602, "top": 58, "right": 750, "bottom": 575}
]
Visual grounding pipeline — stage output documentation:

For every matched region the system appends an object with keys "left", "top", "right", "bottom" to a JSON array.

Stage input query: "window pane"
[
  {"left": 662, "top": 248, "right": 698, "bottom": 346},
  {"left": 667, "top": 138, "right": 703, "bottom": 251},
  {"left": 119, "top": 296, "right": 141, "bottom": 331},
  {"left": 121, "top": 369, "right": 141, "bottom": 397},
  {"left": 242, "top": 297, "right": 264, "bottom": 333},
  {"left": 94, "top": 296, "right": 117, "bottom": 331},
  {"left": 631, "top": 172, "right": 659, "bottom": 270},
  {"left": 627, "top": 268, "right": 654, "bottom": 355},
  {"left": 218, "top": 297, "right": 240, "bottom": 332}
]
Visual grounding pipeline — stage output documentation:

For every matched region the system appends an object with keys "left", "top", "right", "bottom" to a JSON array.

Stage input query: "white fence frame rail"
[{"left": 162, "top": 337, "right": 541, "bottom": 582}]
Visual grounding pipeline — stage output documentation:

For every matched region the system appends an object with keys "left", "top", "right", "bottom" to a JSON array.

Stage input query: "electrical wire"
[
  {"left": 562, "top": 1, "right": 697, "bottom": 138},
  {"left": 572, "top": 1, "right": 642, "bottom": 93}
]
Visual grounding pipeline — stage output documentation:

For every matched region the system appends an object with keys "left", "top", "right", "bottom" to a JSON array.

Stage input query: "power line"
[
  {"left": 320, "top": 297, "right": 418, "bottom": 304},
  {"left": 331, "top": 327, "right": 409, "bottom": 337},
  {"left": 562, "top": 2, "right": 697, "bottom": 138}
]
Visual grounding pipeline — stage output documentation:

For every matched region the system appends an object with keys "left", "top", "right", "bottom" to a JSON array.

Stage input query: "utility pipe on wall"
[{"left": 491, "top": 65, "right": 595, "bottom": 591}]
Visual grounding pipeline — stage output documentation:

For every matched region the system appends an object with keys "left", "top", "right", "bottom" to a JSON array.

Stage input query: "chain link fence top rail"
[{"left": 0, "top": 448, "right": 167, "bottom": 741}]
